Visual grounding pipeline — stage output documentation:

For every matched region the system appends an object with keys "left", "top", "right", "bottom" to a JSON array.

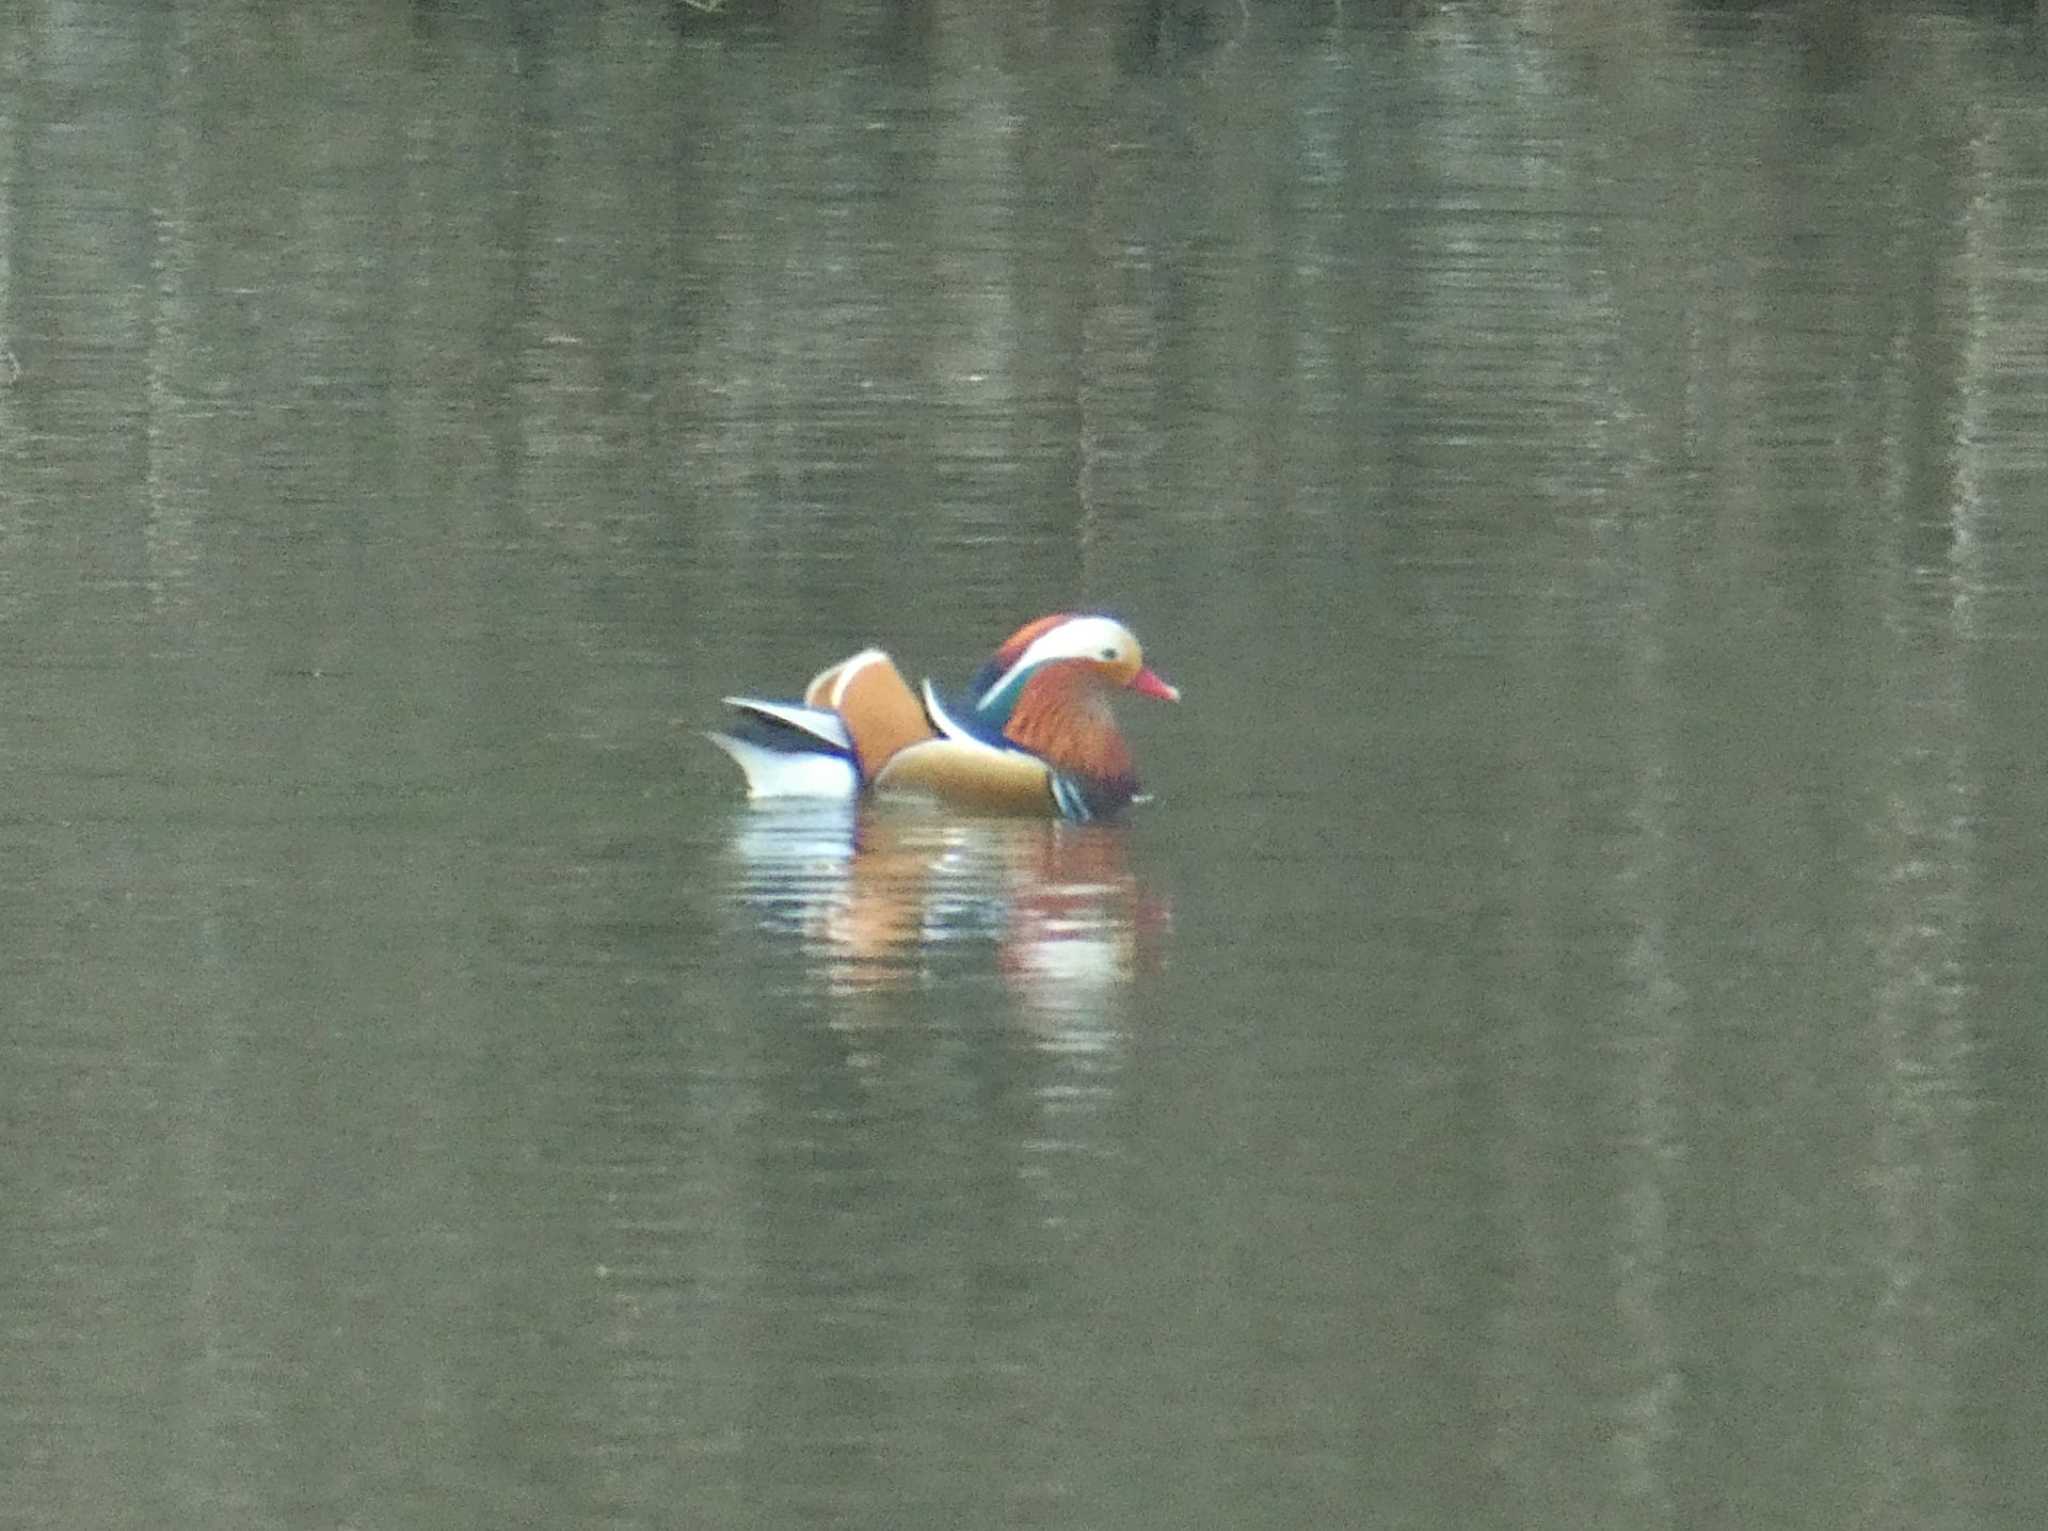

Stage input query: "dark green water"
[{"left": 4, "top": 3, "right": 2045, "bottom": 1527}]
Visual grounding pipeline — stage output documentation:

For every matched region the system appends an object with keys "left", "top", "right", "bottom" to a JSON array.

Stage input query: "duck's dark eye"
[{"left": 1100, "top": 648, "right": 1117, "bottom": 661}]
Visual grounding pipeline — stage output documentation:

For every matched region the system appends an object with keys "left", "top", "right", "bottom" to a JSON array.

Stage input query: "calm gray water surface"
[{"left": 4, "top": 3, "right": 2046, "bottom": 1527}]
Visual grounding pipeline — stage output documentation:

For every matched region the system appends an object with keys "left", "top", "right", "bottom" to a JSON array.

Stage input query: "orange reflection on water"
[{"left": 723, "top": 802, "right": 1170, "bottom": 1018}]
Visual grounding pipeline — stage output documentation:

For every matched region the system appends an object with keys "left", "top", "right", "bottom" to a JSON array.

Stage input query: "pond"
[{"left": 3, "top": 2, "right": 2045, "bottom": 1527}]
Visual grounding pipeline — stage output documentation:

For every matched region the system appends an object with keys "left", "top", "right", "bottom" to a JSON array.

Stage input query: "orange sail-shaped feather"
[{"left": 800, "top": 649, "right": 937, "bottom": 782}]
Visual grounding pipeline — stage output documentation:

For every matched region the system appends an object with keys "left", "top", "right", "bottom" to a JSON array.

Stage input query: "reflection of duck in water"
[
  {"left": 724, "top": 806, "right": 1171, "bottom": 1010},
  {"left": 992, "top": 824, "right": 1173, "bottom": 1022},
  {"left": 707, "top": 614, "right": 1178, "bottom": 823}
]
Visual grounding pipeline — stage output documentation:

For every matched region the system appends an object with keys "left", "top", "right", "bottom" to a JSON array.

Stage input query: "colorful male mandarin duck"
[{"left": 708, "top": 613, "right": 1179, "bottom": 821}]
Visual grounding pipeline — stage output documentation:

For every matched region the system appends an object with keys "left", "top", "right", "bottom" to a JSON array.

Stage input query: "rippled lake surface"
[{"left": 5, "top": 2, "right": 2047, "bottom": 1527}]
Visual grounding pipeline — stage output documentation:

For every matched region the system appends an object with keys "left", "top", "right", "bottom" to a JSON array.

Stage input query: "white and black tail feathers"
[{"left": 705, "top": 699, "right": 859, "bottom": 799}]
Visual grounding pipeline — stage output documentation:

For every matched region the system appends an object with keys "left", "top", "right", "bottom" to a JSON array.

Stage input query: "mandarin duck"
[{"left": 708, "top": 613, "right": 1179, "bottom": 821}]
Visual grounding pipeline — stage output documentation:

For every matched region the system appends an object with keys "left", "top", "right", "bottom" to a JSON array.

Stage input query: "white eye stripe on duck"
[{"left": 976, "top": 616, "right": 1140, "bottom": 709}]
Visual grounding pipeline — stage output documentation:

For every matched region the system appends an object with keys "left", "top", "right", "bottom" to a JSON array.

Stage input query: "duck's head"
[{"left": 972, "top": 613, "right": 1179, "bottom": 716}]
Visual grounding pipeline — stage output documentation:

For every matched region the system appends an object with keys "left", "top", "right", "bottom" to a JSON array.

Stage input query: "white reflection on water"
[{"left": 719, "top": 801, "right": 1170, "bottom": 1031}]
